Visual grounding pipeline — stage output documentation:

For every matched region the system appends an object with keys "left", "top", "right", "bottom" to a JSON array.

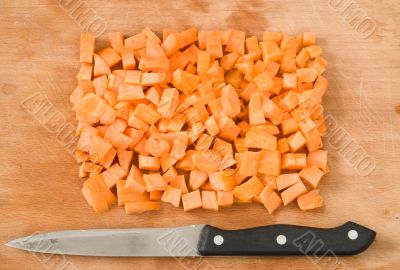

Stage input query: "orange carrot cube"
[
  {"left": 182, "top": 190, "right": 202, "bottom": 212},
  {"left": 281, "top": 153, "right": 307, "bottom": 170},
  {"left": 278, "top": 138, "right": 290, "bottom": 154},
  {"left": 143, "top": 173, "right": 167, "bottom": 192},
  {"left": 299, "top": 165, "right": 324, "bottom": 188},
  {"left": 281, "top": 181, "right": 307, "bottom": 206},
  {"left": 297, "top": 189, "right": 323, "bottom": 210},
  {"left": 161, "top": 186, "right": 182, "bottom": 207},
  {"left": 277, "top": 173, "right": 301, "bottom": 191},
  {"left": 287, "top": 131, "right": 307, "bottom": 152},
  {"left": 138, "top": 155, "right": 160, "bottom": 171},
  {"left": 258, "top": 150, "right": 281, "bottom": 176},
  {"left": 306, "top": 150, "right": 328, "bottom": 171},
  {"left": 217, "top": 190, "right": 233, "bottom": 207},
  {"left": 201, "top": 191, "right": 219, "bottom": 211},
  {"left": 80, "top": 33, "right": 95, "bottom": 63}
]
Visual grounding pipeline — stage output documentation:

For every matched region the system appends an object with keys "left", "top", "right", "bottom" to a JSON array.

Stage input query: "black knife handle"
[{"left": 197, "top": 222, "right": 375, "bottom": 256}]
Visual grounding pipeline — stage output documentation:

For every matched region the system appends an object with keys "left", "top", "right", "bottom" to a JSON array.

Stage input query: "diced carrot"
[
  {"left": 299, "top": 164, "right": 324, "bottom": 188},
  {"left": 101, "top": 163, "right": 127, "bottom": 188},
  {"left": 116, "top": 149, "right": 133, "bottom": 172},
  {"left": 263, "top": 190, "right": 283, "bottom": 214},
  {"left": 182, "top": 189, "right": 202, "bottom": 212},
  {"left": 163, "top": 167, "right": 178, "bottom": 183},
  {"left": 179, "top": 27, "right": 198, "bottom": 49},
  {"left": 258, "top": 150, "right": 281, "bottom": 176},
  {"left": 192, "top": 149, "right": 221, "bottom": 172},
  {"left": 73, "top": 28, "right": 329, "bottom": 215},
  {"left": 161, "top": 186, "right": 182, "bottom": 207},
  {"left": 297, "top": 189, "right": 323, "bottom": 210},
  {"left": 235, "top": 151, "right": 261, "bottom": 176},
  {"left": 138, "top": 56, "right": 169, "bottom": 73},
  {"left": 215, "top": 114, "right": 240, "bottom": 141},
  {"left": 306, "top": 150, "right": 328, "bottom": 171},
  {"left": 263, "top": 96, "right": 283, "bottom": 122},
  {"left": 121, "top": 49, "right": 136, "bottom": 70},
  {"left": 118, "top": 83, "right": 145, "bottom": 101},
  {"left": 125, "top": 201, "right": 160, "bottom": 214},
  {"left": 306, "top": 45, "right": 322, "bottom": 58},
  {"left": 217, "top": 190, "right": 233, "bottom": 207},
  {"left": 280, "top": 37, "right": 297, "bottom": 73},
  {"left": 143, "top": 173, "right": 167, "bottom": 191},
  {"left": 98, "top": 48, "right": 121, "bottom": 67},
  {"left": 134, "top": 103, "right": 162, "bottom": 125},
  {"left": 170, "top": 133, "right": 188, "bottom": 159},
  {"left": 125, "top": 33, "right": 147, "bottom": 50},
  {"left": 89, "top": 174, "right": 117, "bottom": 206},
  {"left": 248, "top": 93, "right": 265, "bottom": 125},
  {"left": 158, "top": 87, "right": 179, "bottom": 118},
  {"left": 169, "top": 175, "right": 188, "bottom": 194},
  {"left": 260, "top": 41, "right": 281, "bottom": 62},
  {"left": 281, "top": 118, "right": 298, "bottom": 135},
  {"left": 244, "top": 128, "right": 277, "bottom": 150},
  {"left": 145, "top": 133, "right": 170, "bottom": 157},
  {"left": 189, "top": 170, "right": 208, "bottom": 190},
  {"left": 82, "top": 180, "right": 109, "bottom": 213},
  {"left": 208, "top": 171, "right": 235, "bottom": 191},
  {"left": 201, "top": 191, "right": 218, "bottom": 211},
  {"left": 173, "top": 68, "right": 200, "bottom": 96},
  {"left": 159, "top": 155, "right": 178, "bottom": 172},
  {"left": 287, "top": 131, "right": 307, "bottom": 152},
  {"left": 77, "top": 63, "right": 93, "bottom": 81},
  {"left": 278, "top": 138, "right": 290, "bottom": 154},
  {"left": 221, "top": 52, "right": 240, "bottom": 70},
  {"left": 125, "top": 164, "right": 146, "bottom": 193},
  {"left": 296, "top": 48, "right": 310, "bottom": 68},
  {"left": 146, "top": 38, "right": 166, "bottom": 58},
  {"left": 233, "top": 176, "right": 264, "bottom": 201},
  {"left": 206, "top": 34, "right": 223, "bottom": 58},
  {"left": 245, "top": 36, "right": 262, "bottom": 60},
  {"left": 195, "top": 133, "right": 213, "bottom": 151},
  {"left": 138, "top": 155, "right": 160, "bottom": 171},
  {"left": 281, "top": 153, "right": 307, "bottom": 170},
  {"left": 233, "top": 138, "right": 247, "bottom": 153},
  {"left": 225, "top": 30, "right": 245, "bottom": 55},
  {"left": 277, "top": 173, "right": 301, "bottom": 191},
  {"left": 104, "top": 126, "right": 133, "bottom": 149},
  {"left": 175, "top": 150, "right": 196, "bottom": 171},
  {"left": 93, "top": 54, "right": 111, "bottom": 77},
  {"left": 283, "top": 73, "right": 297, "bottom": 89},
  {"left": 108, "top": 32, "right": 124, "bottom": 55},
  {"left": 116, "top": 179, "right": 149, "bottom": 206},
  {"left": 281, "top": 181, "right": 307, "bottom": 206},
  {"left": 279, "top": 91, "right": 299, "bottom": 111},
  {"left": 221, "top": 84, "right": 241, "bottom": 118},
  {"left": 80, "top": 33, "right": 95, "bottom": 63},
  {"left": 162, "top": 33, "right": 180, "bottom": 57},
  {"left": 297, "top": 68, "right": 317, "bottom": 83},
  {"left": 149, "top": 190, "right": 163, "bottom": 200}
]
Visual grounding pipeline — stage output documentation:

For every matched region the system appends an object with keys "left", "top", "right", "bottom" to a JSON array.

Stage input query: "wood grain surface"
[{"left": 1, "top": 0, "right": 399, "bottom": 269}]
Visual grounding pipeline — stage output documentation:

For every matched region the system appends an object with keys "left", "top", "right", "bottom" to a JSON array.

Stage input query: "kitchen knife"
[{"left": 5, "top": 221, "right": 375, "bottom": 256}]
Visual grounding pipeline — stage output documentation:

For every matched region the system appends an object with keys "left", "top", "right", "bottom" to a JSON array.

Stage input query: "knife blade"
[{"left": 5, "top": 221, "right": 375, "bottom": 256}]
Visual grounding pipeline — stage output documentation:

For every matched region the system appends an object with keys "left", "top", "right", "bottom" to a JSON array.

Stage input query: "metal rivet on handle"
[
  {"left": 348, "top": 230, "right": 358, "bottom": 240},
  {"left": 213, "top": 235, "right": 224, "bottom": 245},
  {"left": 276, "top": 235, "right": 287, "bottom": 245}
]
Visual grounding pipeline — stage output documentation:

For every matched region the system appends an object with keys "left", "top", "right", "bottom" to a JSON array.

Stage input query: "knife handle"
[{"left": 197, "top": 222, "right": 375, "bottom": 256}]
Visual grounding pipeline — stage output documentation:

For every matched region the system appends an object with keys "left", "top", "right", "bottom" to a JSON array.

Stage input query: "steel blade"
[{"left": 5, "top": 225, "right": 205, "bottom": 257}]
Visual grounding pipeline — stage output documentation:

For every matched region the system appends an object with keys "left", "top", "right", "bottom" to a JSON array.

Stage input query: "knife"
[{"left": 5, "top": 221, "right": 375, "bottom": 256}]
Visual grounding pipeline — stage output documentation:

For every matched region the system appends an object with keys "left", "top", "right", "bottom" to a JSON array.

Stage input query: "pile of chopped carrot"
[{"left": 72, "top": 27, "right": 328, "bottom": 215}]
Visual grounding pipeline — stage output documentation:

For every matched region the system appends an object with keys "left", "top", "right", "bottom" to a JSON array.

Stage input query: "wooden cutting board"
[{"left": 1, "top": 0, "right": 399, "bottom": 269}]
